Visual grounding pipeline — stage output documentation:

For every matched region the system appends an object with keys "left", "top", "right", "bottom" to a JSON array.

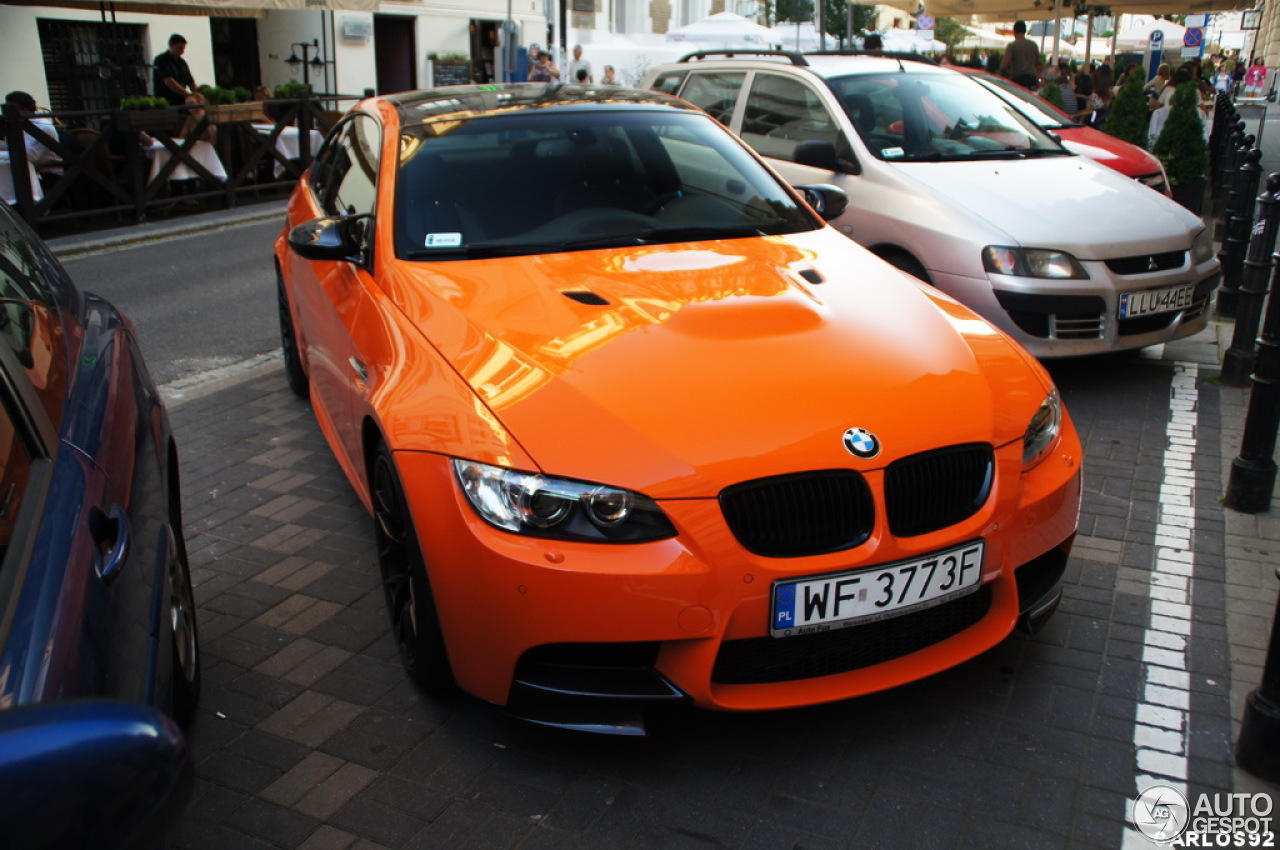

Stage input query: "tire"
[
  {"left": 168, "top": 522, "right": 201, "bottom": 725},
  {"left": 882, "top": 251, "right": 932, "bottom": 285},
  {"left": 371, "top": 443, "right": 453, "bottom": 691},
  {"left": 277, "top": 273, "right": 309, "bottom": 399}
]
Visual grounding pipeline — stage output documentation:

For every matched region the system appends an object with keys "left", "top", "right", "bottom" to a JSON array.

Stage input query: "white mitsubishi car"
[{"left": 645, "top": 51, "right": 1220, "bottom": 358}]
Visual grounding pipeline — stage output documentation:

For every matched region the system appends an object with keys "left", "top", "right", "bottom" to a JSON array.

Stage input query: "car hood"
[
  {"left": 1058, "top": 127, "right": 1164, "bottom": 178},
  {"left": 388, "top": 229, "right": 1051, "bottom": 498},
  {"left": 896, "top": 156, "right": 1198, "bottom": 258}
]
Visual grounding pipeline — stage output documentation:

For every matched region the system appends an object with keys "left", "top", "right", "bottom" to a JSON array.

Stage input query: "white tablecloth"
[
  {"left": 254, "top": 125, "right": 324, "bottom": 176},
  {"left": 0, "top": 150, "right": 44, "bottom": 205},
  {"left": 149, "top": 139, "right": 228, "bottom": 183}
]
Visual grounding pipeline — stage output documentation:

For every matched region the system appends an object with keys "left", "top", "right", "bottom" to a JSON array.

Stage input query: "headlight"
[
  {"left": 983, "top": 246, "right": 1088, "bottom": 279},
  {"left": 452, "top": 459, "right": 676, "bottom": 543},
  {"left": 1192, "top": 227, "right": 1215, "bottom": 264},
  {"left": 1023, "top": 389, "right": 1063, "bottom": 468}
]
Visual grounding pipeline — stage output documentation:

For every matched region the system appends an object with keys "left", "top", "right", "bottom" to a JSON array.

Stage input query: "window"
[
  {"left": 741, "top": 74, "right": 851, "bottom": 166},
  {"left": 0, "top": 394, "right": 33, "bottom": 562},
  {"left": 0, "top": 219, "right": 64, "bottom": 427},
  {"left": 319, "top": 116, "right": 380, "bottom": 217},
  {"left": 679, "top": 72, "right": 746, "bottom": 127}
]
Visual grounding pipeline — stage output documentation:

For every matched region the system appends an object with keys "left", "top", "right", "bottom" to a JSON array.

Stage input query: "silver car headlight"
[
  {"left": 452, "top": 459, "right": 676, "bottom": 542},
  {"left": 1024, "top": 389, "right": 1063, "bottom": 468},
  {"left": 983, "top": 246, "right": 1088, "bottom": 280},
  {"left": 1192, "top": 227, "right": 1215, "bottom": 264}
]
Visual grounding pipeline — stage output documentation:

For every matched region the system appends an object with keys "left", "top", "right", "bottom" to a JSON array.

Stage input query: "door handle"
[{"left": 92, "top": 504, "right": 131, "bottom": 586}]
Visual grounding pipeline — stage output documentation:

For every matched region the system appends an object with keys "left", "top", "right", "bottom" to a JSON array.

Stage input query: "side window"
[
  {"left": 741, "top": 74, "right": 848, "bottom": 166},
  {"left": 650, "top": 71, "right": 686, "bottom": 95},
  {"left": 0, "top": 218, "right": 64, "bottom": 426},
  {"left": 0, "top": 393, "right": 33, "bottom": 562},
  {"left": 322, "top": 115, "right": 380, "bottom": 217},
  {"left": 679, "top": 71, "right": 746, "bottom": 127}
]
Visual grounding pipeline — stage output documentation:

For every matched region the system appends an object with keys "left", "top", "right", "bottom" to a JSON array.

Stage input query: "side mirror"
[
  {"left": 288, "top": 214, "right": 371, "bottom": 263},
  {"left": 793, "top": 140, "right": 841, "bottom": 172},
  {"left": 796, "top": 184, "right": 850, "bottom": 221},
  {"left": 0, "top": 700, "right": 193, "bottom": 850}
]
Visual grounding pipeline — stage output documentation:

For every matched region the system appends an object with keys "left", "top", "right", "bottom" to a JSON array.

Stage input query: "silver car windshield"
[
  {"left": 825, "top": 71, "right": 1070, "bottom": 162},
  {"left": 970, "top": 72, "right": 1080, "bottom": 131},
  {"left": 395, "top": 109, "right": 818, "bottom": 260}
]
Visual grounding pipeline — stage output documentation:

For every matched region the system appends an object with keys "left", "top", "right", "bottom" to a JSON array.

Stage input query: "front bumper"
[
  {"left": 934, "top": 254, "right": 1221, "bottom": 358},
  {"left": 394, "top": 437, "right": 1082, "bottom": 723}
]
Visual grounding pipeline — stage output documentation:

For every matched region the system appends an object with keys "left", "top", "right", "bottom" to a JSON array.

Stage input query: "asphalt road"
[{"left": 61, "top": 219, "right": 283, "bottom": 388}]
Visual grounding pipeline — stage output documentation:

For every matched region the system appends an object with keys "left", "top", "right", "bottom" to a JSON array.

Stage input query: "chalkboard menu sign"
[{"left": 433, "top": 61, "right": 472, "bottom": 87}]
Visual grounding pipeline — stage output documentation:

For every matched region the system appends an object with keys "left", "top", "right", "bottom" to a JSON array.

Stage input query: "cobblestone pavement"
[{"left": 157, "top": 320, "right": 1278, "bottom": 850}]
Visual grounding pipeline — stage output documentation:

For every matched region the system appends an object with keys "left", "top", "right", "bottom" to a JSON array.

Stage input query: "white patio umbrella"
[
  {"left": 880, "top": 28, "right": 947, "bottom": 53},
  {"left": 666, "top": 12, "right": 782, "bottom": 48}
]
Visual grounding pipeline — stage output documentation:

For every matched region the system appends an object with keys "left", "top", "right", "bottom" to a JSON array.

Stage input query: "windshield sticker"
[
  {"left": 425, "top": 233, "right": 463, "bottom": 248},
  {"left": 881, "top": 147, "right": 905, "bottom": 158}
]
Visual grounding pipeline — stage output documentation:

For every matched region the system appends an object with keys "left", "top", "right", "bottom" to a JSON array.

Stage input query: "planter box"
[
  {"left": 206, "top": 102, "right": 261, "bottom": 123},
  {"left": 122, "top": 109, "right": 178, "bottom": 134}
]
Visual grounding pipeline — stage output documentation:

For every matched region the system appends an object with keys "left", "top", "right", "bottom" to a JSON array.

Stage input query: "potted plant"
[
  {"left": 1152, "top": 81, "right": 1209, "bottom": 213},
  {"left": 1101, "top": 67, "right": 1151, "bottom": 149},
  {"left": 119, "top": 96, "right": 177, "bottom": 133},
  {"left": 1040, "top": 82, "right": 1065, "bottom": 111}
]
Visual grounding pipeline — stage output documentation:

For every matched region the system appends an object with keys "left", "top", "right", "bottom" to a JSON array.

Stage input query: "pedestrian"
[
  {"left": 154, "top": 34, "right": 197, "bottom": 106},
  {"left": 566, "top": 44, "right": 592, "bottom": 83},
  {"left": 528, "top": 50, "right": 559, "bottom": 82},
  {"left": 1000, "top": 20, "right": 1041, "bottom": 90},
  {"left": 3, "top": 90, "right": 77, "bottom": 197},
  {"left": 1057, "top": 61, "right": 1078, "bottom": 115},
  {"left": 1245, "top": 58, "right": 1267, "bottom": 97},
  {"left": 1074, "top": 63, "right": 1113, "bottom": 128},
  {"left": 600, "top": 65, "right": 620, "bottom": 85}
]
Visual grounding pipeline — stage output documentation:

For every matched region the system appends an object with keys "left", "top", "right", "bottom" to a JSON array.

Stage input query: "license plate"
[
  {"left": 770, "top": 540, "right": 985, "bottom": 637},
  {"left": 1118, "top": 284, "right": 1194, "bottom": 319}
]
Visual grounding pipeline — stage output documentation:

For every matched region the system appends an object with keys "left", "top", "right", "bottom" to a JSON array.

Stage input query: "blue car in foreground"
[{"left": 0, "top": 204, "right": 198, "bottom": 848}]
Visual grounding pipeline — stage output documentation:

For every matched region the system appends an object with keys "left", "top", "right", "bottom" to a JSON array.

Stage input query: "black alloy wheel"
[
  {"left": 277, "top": 274, "right": 309, "bottom": 399},
  {"left": 371, "top": 443, "right": 452, "bottom": 690},
  {"left": 882, "top": 251, "right": 932, "bottom": 285},
  {"left": 168, "top": 522, "right": 201, "bottom": 725}
]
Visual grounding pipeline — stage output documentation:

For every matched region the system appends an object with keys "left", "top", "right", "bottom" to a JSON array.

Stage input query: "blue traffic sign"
[{"left": 1184, "top": 28, "right": 1203, "bottom": 48}]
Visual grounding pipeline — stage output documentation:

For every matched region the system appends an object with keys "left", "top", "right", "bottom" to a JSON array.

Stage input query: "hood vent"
[{"left": 563, "top": 291, "right": 611, "bottom": 306}]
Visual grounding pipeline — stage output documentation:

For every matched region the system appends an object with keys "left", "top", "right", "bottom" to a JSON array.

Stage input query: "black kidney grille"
[
  {"left": 885, "top": 444, "right": 994, "bottom": 537},
  {"left": 712, "top": 584, "right": 992, "bottom": 685},
  {"left": 719, "top": 471, "right": 873, "bottom": 558}
]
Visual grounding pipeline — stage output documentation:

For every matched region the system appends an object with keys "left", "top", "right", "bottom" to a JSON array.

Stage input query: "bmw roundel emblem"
[{"left": 842, "top": 428, "right": 880, "bottom": 459}]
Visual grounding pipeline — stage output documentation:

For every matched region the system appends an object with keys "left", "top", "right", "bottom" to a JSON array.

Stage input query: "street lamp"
[{"left": 285, "top": 39, "right": 330, "bottom": 90}]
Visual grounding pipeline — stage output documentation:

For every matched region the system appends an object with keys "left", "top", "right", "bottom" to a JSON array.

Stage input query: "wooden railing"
[{"left": 1, "top": 91, "right": 361, "bottom": 231}]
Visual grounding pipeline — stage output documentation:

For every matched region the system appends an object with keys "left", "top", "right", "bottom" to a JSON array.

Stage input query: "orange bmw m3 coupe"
[{"left": 274, "top": 84, "right": 1082, "bottom": 734}]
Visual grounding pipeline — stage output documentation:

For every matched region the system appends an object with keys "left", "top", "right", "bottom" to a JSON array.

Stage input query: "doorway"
[
  {"left": 374, "top": 15, "right": 416, "bottom": 95},
  {"left": 211, "top": 18, "right": 261, "bottom": 91}
]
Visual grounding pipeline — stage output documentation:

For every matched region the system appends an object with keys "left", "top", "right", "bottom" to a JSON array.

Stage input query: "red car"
[{"left": 958, "top": 68, "right": 1171, "bottom": 196}]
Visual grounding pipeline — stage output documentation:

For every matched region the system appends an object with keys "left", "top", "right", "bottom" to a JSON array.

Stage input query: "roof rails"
[
  {"left": 805, "top": 50, "right": 939, "bottom": 65},
  {"left": 677, "top": 49, "right": 810, "bottom": 66}
]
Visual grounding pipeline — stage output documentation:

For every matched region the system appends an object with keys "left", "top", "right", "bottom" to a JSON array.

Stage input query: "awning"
[{"left": 0, "top": 0, "right": 377, "bottom": 13}]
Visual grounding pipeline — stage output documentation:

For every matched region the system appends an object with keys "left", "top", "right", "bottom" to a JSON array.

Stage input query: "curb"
[{"left": 48, "top": 200, "right": 289, "bottom": 260}]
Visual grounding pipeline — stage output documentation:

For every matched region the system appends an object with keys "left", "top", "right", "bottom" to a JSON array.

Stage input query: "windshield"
[
  {"left": 970, "top": 72, "right": 1079, "bottom": 130},
  {"left": 395, "top": 109, "right": 818, "bottom": 260},
  {"left": 825, "top": 71, "right": 1069, "bottom": 162}
]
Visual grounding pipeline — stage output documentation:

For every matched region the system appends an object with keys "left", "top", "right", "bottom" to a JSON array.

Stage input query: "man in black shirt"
[{"left": 153, "top": 34, "right": 196, "bottom": 105}]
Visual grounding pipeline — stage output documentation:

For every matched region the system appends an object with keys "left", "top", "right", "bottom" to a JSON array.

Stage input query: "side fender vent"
[{"left": 563, "top": 291, "right": 610, "bottom": 306}]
